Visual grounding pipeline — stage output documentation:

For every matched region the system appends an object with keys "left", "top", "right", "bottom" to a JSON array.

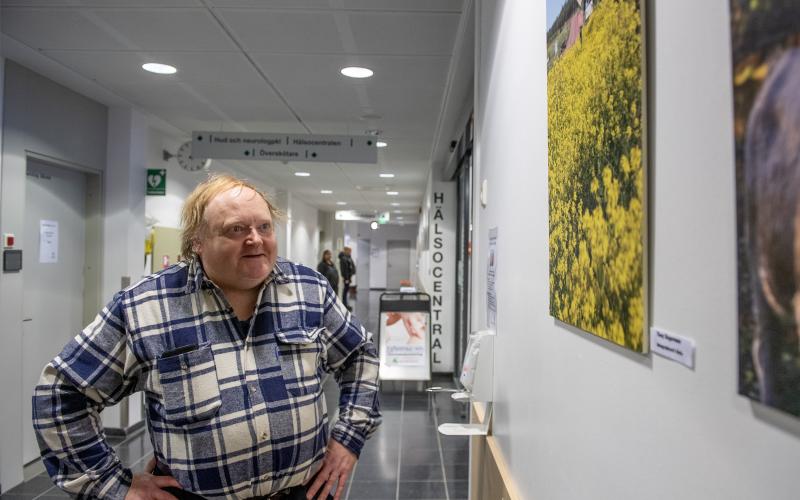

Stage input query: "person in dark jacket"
[
  {"left": 317, "top": 249, "right": 339, "bottom": 292},
  {"left": 338, "top": 247, "right": 356, "bottom": 311}
]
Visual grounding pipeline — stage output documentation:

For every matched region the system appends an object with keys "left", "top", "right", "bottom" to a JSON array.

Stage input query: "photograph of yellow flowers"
[
  {"left": 732, "top": 0, "right": 800, "bottom": 417},
  {"left": 546, "top": 0, "right": 647, "bottom": 353}
]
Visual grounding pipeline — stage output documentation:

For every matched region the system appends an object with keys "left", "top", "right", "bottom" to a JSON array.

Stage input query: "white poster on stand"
[
  {"left": 39, "top": 220, "right": 59, "bottom": 263},
  {"left": 487, "top": 227, "right": 498, "bottom": 329},
  {"left": 382, "top": 312, "right": 429, "bottom": 368}
]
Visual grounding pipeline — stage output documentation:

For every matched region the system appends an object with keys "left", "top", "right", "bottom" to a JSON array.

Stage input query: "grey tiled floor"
[{"left": 2, "top": 290, "right": 469, "bottom": 499}]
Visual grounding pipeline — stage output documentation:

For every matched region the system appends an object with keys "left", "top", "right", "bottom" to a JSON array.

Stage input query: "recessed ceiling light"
[
  {"left": 142, "top": 63, "right": 177, "bottom": 74},
  {"left": 337, "top": 201, "right": 347, "bottom": 206},
  {"left": 370, "top": 221, "right": 379, "bottom": 230},
  {"left": 379, "top": 173, "right": 394, "bottom": 178},
  {"left": 393, "top": 210, "right": 402, "bottom": 214},
  {"left": 386, "top": 191, "right": 399, "bottom": 196},
  {"left": 391, "top": 202, "right": 400, "bottom": 206},
  {"left": 320, "top": 189, "right": 333, "bottom": 194},
  {"left": 341, "top": 66, "right": 373, "bottom": 78},
  {"left": 294, "top": 172, "right": 310, "bottom": 177},
  {"left": 377, "top": 141, "right": 388, "bottom": 148},
  {"left": 397, "top": 217, "right": 404, "bottom": 220}
]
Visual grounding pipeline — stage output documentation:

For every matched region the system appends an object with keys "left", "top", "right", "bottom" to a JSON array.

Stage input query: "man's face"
[{"left": 195, "top": 186, "right": 277, "bottom": 292}]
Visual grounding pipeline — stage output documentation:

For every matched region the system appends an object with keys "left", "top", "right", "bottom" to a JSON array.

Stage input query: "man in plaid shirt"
[{"left": 32, "top": 174, "right": 381, "bottom": 499}]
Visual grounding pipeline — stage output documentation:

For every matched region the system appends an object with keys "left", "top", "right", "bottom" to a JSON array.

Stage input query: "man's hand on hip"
[
  {"left": 305, "top": 439, "right": 357, "bottom": 500},
  {"left": 125, "top": 456, "right": 182, "bottom": 500}
]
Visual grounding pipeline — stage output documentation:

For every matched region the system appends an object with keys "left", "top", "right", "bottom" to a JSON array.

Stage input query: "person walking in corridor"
[
  {"left": 317, "top": 249, "right": 340, "bottom": 293},
  {"left": 338, "top": 247, "right": 356, "bottom": 311},
  {"left": 32, "top": 174, "right": 381, "bottom": 500}
]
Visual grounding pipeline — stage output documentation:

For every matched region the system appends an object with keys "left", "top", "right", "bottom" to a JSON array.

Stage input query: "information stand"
[{"left": 378, "top": 292, "right": 432, "bottom": 381}]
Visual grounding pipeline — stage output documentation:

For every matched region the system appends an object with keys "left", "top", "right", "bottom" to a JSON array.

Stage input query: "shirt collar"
[{"left": 185, "top": 257, "right": 290, "bottom": 294}]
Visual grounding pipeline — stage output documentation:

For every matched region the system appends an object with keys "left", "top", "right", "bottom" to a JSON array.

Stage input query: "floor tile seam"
[
  {"left": 394, "top": 384, "right": 405, "bottom": 500},
  {"left": 396, "top": 479, "right": 451, "bottom": 483},
  {"left": 30, "top": 483, "right": 57, "bottom": 500},
  {"left": 430, "top": 393, "right": 451, "bottom": 500}
]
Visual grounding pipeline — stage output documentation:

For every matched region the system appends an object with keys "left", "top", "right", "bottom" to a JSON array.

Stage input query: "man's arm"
[
  {"left": 33, "top": 293, "right": 144, "bottom": 499},
  {"left": 308, "top": 284, "right": 380, "bottom": 500},
  {"left": 318, "top": 285, "right": 381, "bottom": 455}
]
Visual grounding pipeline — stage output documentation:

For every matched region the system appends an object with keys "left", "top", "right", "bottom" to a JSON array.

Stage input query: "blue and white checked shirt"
[{"left": 32, "top": 257, "right": 381, "bottom": 499}]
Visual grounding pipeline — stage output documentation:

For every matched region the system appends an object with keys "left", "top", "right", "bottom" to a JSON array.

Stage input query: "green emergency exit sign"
[{"left": 147, "top": 169, "right": 166, "bottom": 196}]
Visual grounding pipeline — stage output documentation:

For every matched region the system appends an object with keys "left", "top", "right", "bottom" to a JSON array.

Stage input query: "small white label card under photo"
[
  {"left": 39, "top": 219, "right": 59, "bottom": 263},
  {"left": 650, "top": 327, "right": 695, "bottom": 369}
]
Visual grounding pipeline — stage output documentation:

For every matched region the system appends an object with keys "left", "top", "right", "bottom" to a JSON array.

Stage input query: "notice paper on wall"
[
  {"left": 650, "top": 327, "right": 695, "bottom": 369},
  {"left": 39, "top": 219, "right": 58, "bottom": 263},
  {"left": 487, "top": 227, "right": 498, "bottom": 329}
]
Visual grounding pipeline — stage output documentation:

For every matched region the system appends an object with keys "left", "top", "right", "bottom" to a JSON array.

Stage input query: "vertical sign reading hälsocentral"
[{"left": 429, "top": 181, "right": 455, "bottom": 372}]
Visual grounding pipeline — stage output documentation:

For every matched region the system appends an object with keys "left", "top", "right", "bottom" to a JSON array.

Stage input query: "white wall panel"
[{"left": 474, "top": 0, "right": 800, "bottom": 498}]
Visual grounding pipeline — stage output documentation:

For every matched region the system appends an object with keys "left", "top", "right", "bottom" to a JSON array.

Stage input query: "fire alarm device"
[{"left": 3, "top": 233, "right": 15, "bottom": 248}]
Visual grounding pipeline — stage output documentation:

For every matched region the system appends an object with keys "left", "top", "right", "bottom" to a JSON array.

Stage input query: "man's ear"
[{"left": 192, "top": 238, "right": 202, "bottom": 256}]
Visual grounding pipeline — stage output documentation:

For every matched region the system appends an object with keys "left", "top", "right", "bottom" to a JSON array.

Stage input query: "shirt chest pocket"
[
  {"left": 274, "top": 329, "right": 323, "bottom": 397},
  {"left": 156, "top": 343, "right": 222, "bottom": 425}
]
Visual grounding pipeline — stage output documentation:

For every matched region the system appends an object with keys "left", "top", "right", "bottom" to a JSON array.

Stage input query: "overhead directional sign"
[{"left": 191, "top": 132, "right": 377, "bottom": 164}]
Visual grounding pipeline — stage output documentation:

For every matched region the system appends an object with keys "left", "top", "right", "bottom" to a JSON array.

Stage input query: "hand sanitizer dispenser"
[{"left": 437, "top": 330, "right": 495, "bottom": 436}]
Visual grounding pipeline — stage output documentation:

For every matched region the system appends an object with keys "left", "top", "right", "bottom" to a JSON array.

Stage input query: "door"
[
  {"left": 455, "top": 152, "right": 473, "bottom": 371},
  {"left": 386, "top": 240, "right": 411, "bottom": 290},
  {"left": 22, "top": 159, "right": 90, "bottom": 464},
  {"left": 357, "top": 238, "right": 370, "bottom": 291}
]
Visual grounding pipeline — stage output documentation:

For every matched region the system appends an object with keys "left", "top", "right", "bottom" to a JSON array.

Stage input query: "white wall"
[
  {"left": 286, "top": 193, "right": 319, "bottom": 269},
  {"left": 0, "top": 41, "right": 5, "bottom": 492},
  {"left": 0, "top": 60, "right": 108, "bottom": 491},
  {"left": 474, "top": 0, "right": 800, "bottom": 499},
  {"left": 143, "top": 132, "right": 201, "bottom": 230},
  {"left": 346, "top": 221, "right": 418, "bottom": 289}
]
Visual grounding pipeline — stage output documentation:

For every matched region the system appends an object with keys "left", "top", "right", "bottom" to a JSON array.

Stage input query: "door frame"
[
  {"left": 22, "top": 152, "right": 105, "bottom": 465},
  {"left": 26, "top": 151, "right": 104, "bottom": 322}
]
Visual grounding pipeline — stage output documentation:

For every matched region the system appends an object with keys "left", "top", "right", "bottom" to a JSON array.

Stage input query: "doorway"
[
  {"left": 21, "top": 157, "right": 102, "bottom": 464},
  {"left": 386, "top": 239, "right": 411, "bottom": 290}
]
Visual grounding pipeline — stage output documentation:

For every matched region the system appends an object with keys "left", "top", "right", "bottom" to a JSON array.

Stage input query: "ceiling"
[{"left": 0, "top": 0, "right": 473, "bottom": 226}]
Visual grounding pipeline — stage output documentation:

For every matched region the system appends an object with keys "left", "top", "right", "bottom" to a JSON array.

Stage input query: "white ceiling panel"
[
  {"left": 186, "top": 83, "right": 297, "bottom": 123},
  {"left": 201, "top": 120, "right": 310, "bottom": 134},
  {"left": 347, "top": 12, "right": 460, "bottom": 56},
  {"left": 207, "top": 0, "right": 462, "bottom": 12},
  {"left": 44, "top": 50, "right": 261, "bottom": 85},
  {"left": 217, "top": 9, "right": 343, "bottom": 53},
  {"left": 1, "top": 1, "right": 467, "bottom": 214},
  {"left": 91, "top": 8, "right": 237, "bottom": 51},
  {"left": 252, "top": 54, "right": 451, "bottom": 92},
  {"left": 112, "top": 82, "right": 219, "bottom": 117},
  {"left": 207, "top": 0, "right": 335, "bottom": 9},
  {"left": 251, "top": 54, "right": 449, "bottom": 127},
  {"left": 2, "top": 1, "right": 202, "bottom": 6},
  {"left": 1, "top": 8, "right": 131, "bottom": 50},
  {"left": 340, "top": 0, "right": 462, "bottom": 11}
]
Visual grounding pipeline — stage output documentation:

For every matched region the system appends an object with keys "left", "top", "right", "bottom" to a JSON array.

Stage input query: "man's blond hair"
[{"left": 180, "top": 173, "right": 280, "bottom": 260}]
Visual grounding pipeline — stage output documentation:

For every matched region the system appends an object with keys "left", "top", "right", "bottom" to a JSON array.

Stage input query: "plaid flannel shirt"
[{"left": 32, "top": 257, "right": 381, "bottom": 499}]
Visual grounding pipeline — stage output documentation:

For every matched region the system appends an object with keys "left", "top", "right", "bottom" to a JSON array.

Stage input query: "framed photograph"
[
  {"left": 731, "top": 0, "right": 800, "bottom": 416},
  {"left": 546, "top": 0, "right": 648, "bottom": 352}
]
